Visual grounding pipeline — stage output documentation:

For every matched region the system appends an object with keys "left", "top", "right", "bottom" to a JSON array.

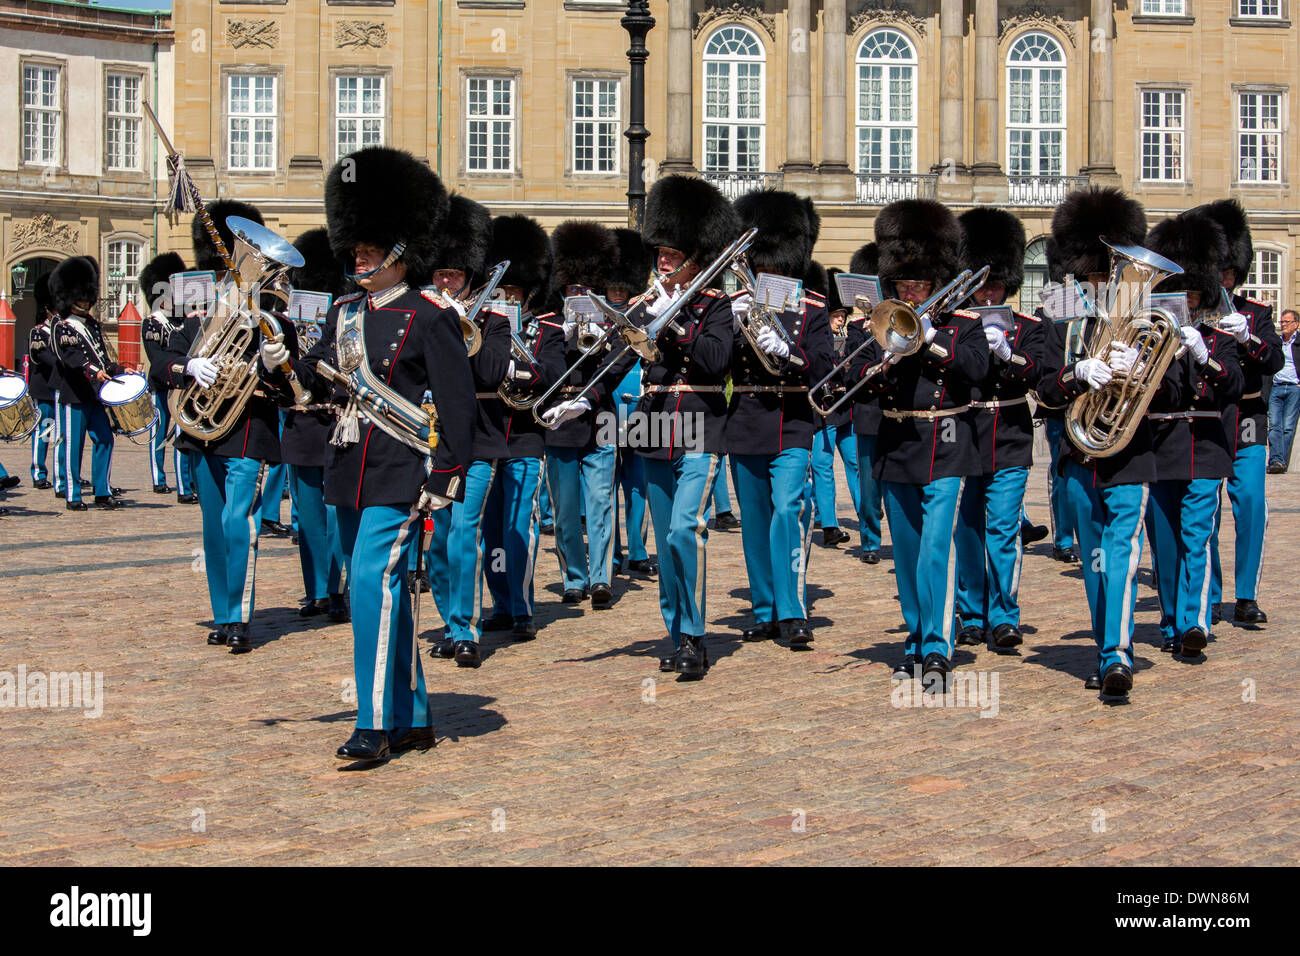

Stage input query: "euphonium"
[
  {"left": 729, "top": 256, "right": 803, "bottom": 376},
  {"left": 1064, "top": 240, "right": 1185, "bottom": 458}
]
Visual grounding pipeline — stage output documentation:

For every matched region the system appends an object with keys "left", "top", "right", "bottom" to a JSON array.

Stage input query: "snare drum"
[
  {"left": 99, "top": 372, "right": 158, "bottom": 440},
  {"left": 0, "top": 374, "right": 39, "bottom": 442}
]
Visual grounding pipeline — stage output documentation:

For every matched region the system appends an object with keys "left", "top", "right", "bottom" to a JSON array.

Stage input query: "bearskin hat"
[
  {"left": 643, "top": 175, "right": 740, "bottom": 266},
  {"left": 1050, "top": 187, "right": 1146, "bottom": 279},
  {"left": 1197, "top": 199, "right": 1252, "bottom": 288},
  {"left": 551, "top": 220, "right": 618, "bottom": 291},
  {"left": 959, "top": 207, "right": 1027, "bottom": 299},
  {"left": 609, "top": 228, "right": 653, "bottom": 295},
  {"left": 290, "top": 228, "right": 351, "bottom": 300},
  {"left": 875, "top": 199, "right": 961, "bottom": 287},
  {"left": 49, "top": 256, "right": 100, "bottom": 314},
  {"left": 324, "top": 147, "right": 448, "bottom": 282},
  {"left": 824, "top": 267, "right": 846, "bottom": 314},
  {"left": 733, "top": 189, "right": 820, "bottom": 279},
  {"left": 1144, "top": 209, "right": 1230, "bottom": 305},
  {"left": 488, "top": 215, "right": 553, "bottom": 305},
  {"left": 34, "top": 274, "right": 54, "bottom": 319},
  {"left": 192, "top": 200, "right": 263, "bottom": 273},
  {"left": 804, "top": 260, "right": 829, "bottom": 299},
  {"left": 849, "top": 243, "right": 879, "bottom": 277},
  {"left": 433, "top": 194, "right": 492, "bottom": 284},
  {"left": 1045, "top": 237, "right": 1065, "bottom": 285},
  {"left": 139, "top": 252, "right": 188, "bottom": 314}
]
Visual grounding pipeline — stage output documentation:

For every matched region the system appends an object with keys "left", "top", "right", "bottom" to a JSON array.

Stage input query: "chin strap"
[{"left": 345, "top": 241, "right": 407, "bottom": 281}]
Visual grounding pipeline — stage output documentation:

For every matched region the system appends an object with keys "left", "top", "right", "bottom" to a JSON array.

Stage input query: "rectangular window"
[
  {"left": 1140, "top": 0, "right": 1186, "bottom": 13},
  {"left": 22, "top": 64, "right": 61, "bottom": 166},
  {"left": 572, "top": 79, "right": 620, "bottom": 174},
  {"left": 1237, "top": 91, "right": 1282, "bottom": 183},
  {"left": 106, "top": 240, "right": 144, "bottom": 311},
  {"left": 105, "top": 72, "right": 142, "bottom": 171},
  {"left": 856, "top": 63, "right": 915, "bottom": 174},
  {"left": 1236, "top": 0, "right": 1282, "bottom": 17},
  {"left": 1141, "top": 90, "right": 1184, "bottom": 181},
  {"left": 466, "top": 76, "right": 515, "bottom": 173},
  {"left": 1240, "top": 249, "right": 1283, "bottom": 314},
  {"left": 228, "top": 74, "right": 277, "bottom": 171},
  {"left": 335, "top": 75, "right": 385, "bottom": 160}
]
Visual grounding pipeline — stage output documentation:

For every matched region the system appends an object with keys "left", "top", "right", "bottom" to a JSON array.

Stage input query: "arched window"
[
  {"left": 1019, "top": 237, "right": 1050, "bottom": 313},
  {"left": 856, "top": 29, "right": 917, "bottom": 175},
  {"left": 105, "top": 238, "right": 144, "bottom": 313},
  {"left": 1006, "top": 32, "right": 1065, "bottom": 178},
  {"left": 702, "top": 25, "right": 765, "bottom": 173}
]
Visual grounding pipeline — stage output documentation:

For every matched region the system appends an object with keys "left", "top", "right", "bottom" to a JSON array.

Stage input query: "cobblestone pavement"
[{"left": 1, "top": 439, "right": 1297, "bottom": 866}]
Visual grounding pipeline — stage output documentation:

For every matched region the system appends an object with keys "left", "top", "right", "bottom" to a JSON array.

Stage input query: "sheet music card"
[
  {"left": 288, "top": 291, "right": 333, "bottom": 325},
  {"left": 564, "top": 295, "right": 603, "bottom": 325},
  {"left": 173, "top": 270, "right": 217, "bottom": 315},
  {"left": 1147, "top": 292, "right": 1189, "bottom": 327},
  {"left": 971, "top": 305, "right": 1015, "bottom": 333},
  {"left": 835, "top": 273, "right": 883, "bottom": 311},
  {"left": 753, "top": 273, "right": 802, "bottom": 311}
]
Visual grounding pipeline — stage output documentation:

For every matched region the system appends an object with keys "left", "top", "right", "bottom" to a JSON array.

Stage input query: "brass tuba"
[{"left": 1064, "top": 240, "right": 1185, "bottom": 458}]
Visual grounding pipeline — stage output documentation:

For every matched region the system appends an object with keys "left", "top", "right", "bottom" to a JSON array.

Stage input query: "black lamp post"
[{"left": 622, "top": 0, "right": 655, "bottom": 230}]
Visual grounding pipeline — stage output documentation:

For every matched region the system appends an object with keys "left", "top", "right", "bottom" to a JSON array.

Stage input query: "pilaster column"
[
  {"left": 935, "top": 0, "right": 966, "bottom": 175},
  {"left": 972, "top": 0, "right": 1000, "bottom": 175},
  {"left": 662, "top": 0, "right": 695, "bottom": 173},
  {"left": 783, "top": 0, "right": 814, "bottom": 174},
  {"left": 1084, "top": 0, "right": 1118, "bottom": 177},
  {"left": 820, "top": 0, "right": 849, "bottom": 173}
]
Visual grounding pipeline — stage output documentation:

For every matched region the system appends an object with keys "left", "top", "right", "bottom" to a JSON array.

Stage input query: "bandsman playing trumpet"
[
  {"left": 840, "top": 246, "right": 887, "bottom": 566},
  {"left": 807, "top": 262, "right": 860, "bottom": 552}
]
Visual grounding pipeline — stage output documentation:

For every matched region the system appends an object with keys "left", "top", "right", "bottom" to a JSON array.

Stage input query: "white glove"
[
  {"left": 756, "top": 326, "right": 790, "bottom": 360},
  {"left": 1219, "top": 312, "right": 1250, "bottom": 344},
  {"left": 645, "top": 280, "right": 679, "bottom": 319},
  {"left": 186, "top": 356, "right": 219, "bottom": 389},
  {"left": 260, "top": 333, "right": 288, "bottom": 372},
  {"left": 417, "top": 490, "right": 453, "bottom": 512},
  {"left": 1107, "top": 342, "right": 1139, "bottom": 374},
  {"left": 541, "top": 396, "right": 592, "bottom": 427},
  {"left": 730, "top": 293, "right": 753, "bottom": 331},
  {"left": 984, "top": 326, "right": 1012, "bottom": 361},
  {"left": 1076, "top": 357, "right": 1113, "bottom": 391},
  {"left": 562, "top": 317, "right": 578, "bottom": 341},
  {"left": 919, "top": 313, "right": 937, "bottom": 343},
  {"left": 442, "top": 295, "right": 467, "bottom": 319},
  {"left": 1180, "top": 326, "right": 1209, "bottom": 365}
]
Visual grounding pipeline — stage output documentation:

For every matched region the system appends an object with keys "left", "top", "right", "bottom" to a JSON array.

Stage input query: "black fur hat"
[
  {"left": 551, "top": 220, "right": 617, "bottom": 291},
  {"left": 609, "top": 228, "right": 653, "bottom": 295},
  {"left": 643, "top": 175, "right": 740, "bottom": 266},
  {"left": 849, "top": 243, "right": 879, "bottom": 276},
  {"left": 324, "top": 147, "right": 448, "bottom": 282},
  {"left": 804, "top": 260, "right": 829, "bottom": 298},
  {"left": 49, "top": 256, "right": 100, "bottom": 313},
  {"left": 875, "top": 199, "right": 961, "bottom": 286},
  {"left": 1050, "top": 187, "right": 1146, "bottom": 279},
  {"left": 488, "top": 215, "right": 553, "bottom": 305},
  {"left": 959, "top": 207, "right": 1027, "bottom": 299},
  {"left": 34, "top": 273, "right": 54, "bottom": 319},
  {"left": 290, "top": 228, "right": 351, "bottom": 300},
  {"left": 824, "top": 267, "right": 845, "bottom": 314},
  {"left": 734, "top": 189, "right": 820, "bottom": 278},
  {"left": 192, "top": 200, "right": 263, "bottom": 273},
  {"left": 1197, "top": 199, "right": 1252, "bottom": 288},
  {"left": 139, "top": 252, "right": 188, "bottom": 313},
  {"left": 1145, "top": 209, "right": 1230, "bottom": 305},
  {"left": 1045, "top": 237, "right": 1065, "bottom": 284},
  {"left": 433, "top": 194, "right": 492, "bottom": 284}
]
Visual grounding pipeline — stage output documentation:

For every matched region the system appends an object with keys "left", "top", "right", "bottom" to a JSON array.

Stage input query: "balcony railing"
[
  {"left": 1006, "top": 175, "right": 1090, "bottom": 207},
  {"left": 854, "top": 173, "right": 938, "bottom": 204},
  {"left": 700, "top": 170, "right": 783, "bottom": 199}
]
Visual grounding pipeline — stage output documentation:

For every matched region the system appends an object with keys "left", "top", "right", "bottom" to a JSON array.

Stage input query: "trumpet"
[
  {"left": 729, "top": 256, "right": 806, "bottom": 376},
  {"left": 498, "top": 328, "right": 544, "bottom": 411},
  {"left": 808, "top": 266, "right": 990, "bottom": 417}
]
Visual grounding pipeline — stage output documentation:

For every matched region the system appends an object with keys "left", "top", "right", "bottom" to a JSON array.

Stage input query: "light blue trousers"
[
  {"left": 483, "top": 456, "right": 543, "bottom": 618},
  {"left": 733, "top": 449, "right": 813, "bottom": 623},
  {"left": 193, "top": 451, "right": 264, "bottom": 625},
  {"left": 955, "top": 466, "right": 1029, "bottom": 631},
  {"left": 1211, "top": 442, "right": 1267, "bottom": 604},
  {"left": 883, "top": 476, "right": 965, "bottom": 660},
  {"left": 644, "top": 453, "right": 721, "bottom": 646},
  {"left": 547, "top": 444, "right": 617, "bottom": 590},
  {"left": 427, "top": 459, "right": 496, "bottom": 641}
]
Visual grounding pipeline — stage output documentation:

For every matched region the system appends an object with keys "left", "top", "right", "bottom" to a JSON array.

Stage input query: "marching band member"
[
  {"left": 547, "top": 174, "right": 739, "bottom": 679},
  {"left": 480, "top": 216, "right": 566, "bottom": 644},
  {"left": 419, "top": 195, "right": 515, "bottom": 661},
  {"left": 1035, "top": 187, "right": 1158, "bottom": 699},
  {"left": 27, "top": 275, "right": 59, "bottom": 492},
  {"left": 728, "top": 189, "right": 835, "bottom": 648},
  {"left": 49, "top": 255, "right": 122, "bottom": 512},
  {"left": 953, "top": 208, "right": 1044, "bottom": 651},
  {"left": 269, "top": 146, "right": 475, "bottom": 762},
  {"left": 1142, "top": 210, "right": 1244, "bottom": 659},
  {"left": 807, "top": 262, "right": 856, "bottom": 550},
  {"left": 138, "top": 251, "right": 198, "bottom": 503},
  {"left": 842, "top": 245, "right": 886, "bottom": 566},
  {"left": 854, "top": 200, "right": 988, "bottom": 686},
  {"left": 1035, "top": 240, "right": 1078, "bottom": 563},
  {"left": 281, "top": 228, "right": 352, "bottom": 622},
  {"left": 544, "top": 221, "right": 622, "bottom": 610},
  {"left": 1199, "top": 200, "right": 1281, "bottom": 627},
  {"left": 153, "top": 200, "right": 288, "bottom": 652}
]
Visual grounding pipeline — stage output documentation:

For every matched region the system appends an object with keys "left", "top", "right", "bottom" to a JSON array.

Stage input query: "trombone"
[
  {"left": 808, "top": 266, "right": 990, "bottom": 418},
  {"left": 424, "top": 260, "right": 511, "bottom": 357}
]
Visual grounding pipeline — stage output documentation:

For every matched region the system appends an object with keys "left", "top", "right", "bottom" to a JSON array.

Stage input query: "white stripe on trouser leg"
[
  {"left": 468, "top": 461, "right": 499, "bottom": 633},
  {"left": 691, "top": 455, "right": 720, "bottom": 627},
  {"left": 1255, "top": 496, "right": 1268, "bottom": 598},
  {"left": 796, "top": 466, "right": 812, "bottom": 617},
  {"left": 1047, "top": 465, "right": 1058, "bottom": 540},
  {"left": 374, "top": 507, "right": 420, "bottom": 728},
  {"left": 1196, "top": 480, "right": 1222, "bottom": 629},
  {"left": 63, "top": 402, "right": 75, "bottom": 501},
  {"left": 941, "top": 478, "right": 965, "bottom": 656},
  {"left": 149, "top": 397, "right": 164, "bottom": 485},
  {"left": 545, "top": 461, "right": 572, "bottom": 584},
  {"left": 602, "top": 454, "right": 617, "bottom": 582},
  {"left": 1117, "top": 485, "right": 1150, "bottom": 661},
  {"left": 521, "top": 463, "right": 542, "bottom": 615},
  {"left": 239, "top": 463, "right": 265, "bottom": 622},
  {"left": 1011, "top": 490, "right": 1024, "bottom": 598}
]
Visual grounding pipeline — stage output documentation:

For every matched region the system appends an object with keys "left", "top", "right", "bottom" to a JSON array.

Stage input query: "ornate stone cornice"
[
  {"left": 999, "top": 3, "right": 1076, "bottom": 46},
  {"left": 850, "top": 1, "right": 928, "bottom": 39},
  {"left": 11, "top": 214, "right": 79, "bottom": 254},
  {"left": 227, "top": 19, "right": 279, "bottom": 49},
  {"left": 336, "top": 20, "right": 388, "bottom": 49},
  {"left": 694, "top": 3, "right": 777, "bottom": 42}
]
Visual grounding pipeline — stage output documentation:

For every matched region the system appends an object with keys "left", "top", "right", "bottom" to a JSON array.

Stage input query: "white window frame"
[
  {"left": 1240, "top": 247, "right": 1285, "bottom": 314},
  {"left": 105, "top": 239, "right": 145, "bottom": 313},
  {"left": 571, "top": 77, "right": 621, "bottom": 175},
  {"left": 1236, "top": 90, "right": 1284, "bottom": 184},
  {"left": 227, "top": 73, "right": 278, "bottom": 172},
  {"left": 1139, "top": 0, "right": 1187, "bottom": 14},
  {"left": 334, "top": 73, "right": 386, "bottom": 162},
  {"left": 21, "top": 62, "right": 62, "bottom": 168},
  {"left": 1019, "top": 237, "right": 1051, "bottom": 314},
  {"left": 1235, "top": 0, "right": 1283, "bottom": 18},
  {"left": 701, "top": 24, "right": 766, "bottom": 174},
  {"left": 1005, "top": 32, "right": 1067, "bottom": 179},
  {"left": 1140, "top": 88, "right": 1185, "bottom": 182},
  {"left": 465, "top": 75, "right": 517, "bottom": 175},
  {"left": 855, "top": 28, "right": 918, "bottom": 176},
  {"left": 105, "top": 70, "right": 143, "bottom": 172}
]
